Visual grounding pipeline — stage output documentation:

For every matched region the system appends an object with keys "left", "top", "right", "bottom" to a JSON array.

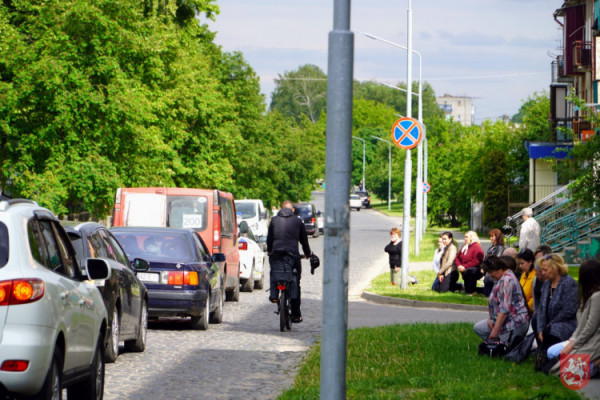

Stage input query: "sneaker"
[
  {"left": 291, "top": 316, "right": 303, "bottom": 323},
  {"left": 269, "top": 297, "right": 278, "bottom": 304}
]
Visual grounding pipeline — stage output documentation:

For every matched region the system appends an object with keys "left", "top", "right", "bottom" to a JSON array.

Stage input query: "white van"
[{"left": 234, "top": 199, "right": 268, "bottom": 238}]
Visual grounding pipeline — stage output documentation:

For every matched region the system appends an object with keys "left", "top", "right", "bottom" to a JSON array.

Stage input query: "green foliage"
[
  {"left": 482, "top": 149, "right": 508, "bottom": 228},
  {"left": 0, "top": 0, "right": 321, "bottom": 216},
  {"left": 560, "top": 91, "right": 600, "bottom": 208},
  {"left": 269, "top": 64, "right": 327, "bottom": 124}
]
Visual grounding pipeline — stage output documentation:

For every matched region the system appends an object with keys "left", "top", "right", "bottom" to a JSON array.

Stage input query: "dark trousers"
[
  {"left": 269, "top": 255, "right": 302, "bottom": 318},
  {"left": 462, "top": 267, "right": 483, "bottom": 294},
  {"left": 437, "top": 270, "right": 460, "bottom": 292}
]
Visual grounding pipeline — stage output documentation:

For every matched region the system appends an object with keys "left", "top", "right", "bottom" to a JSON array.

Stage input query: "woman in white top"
[{"left": 431, "top": 237, "right": 444, "bottom": 290}]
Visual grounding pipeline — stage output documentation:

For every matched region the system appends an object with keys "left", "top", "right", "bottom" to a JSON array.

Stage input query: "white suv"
[{"left": 0, "top": 199, "right": 110, "bottom": 399}]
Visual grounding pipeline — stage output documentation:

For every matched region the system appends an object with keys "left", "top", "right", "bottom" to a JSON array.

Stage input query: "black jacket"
[
  {"left": 385, "top": 241, "right": 402, "bottom": 269},
  {"left": 267, "top": 207, "right": 311, "bottom": 257}
]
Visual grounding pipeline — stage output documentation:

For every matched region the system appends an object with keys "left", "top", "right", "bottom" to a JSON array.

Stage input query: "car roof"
[{"left": 110, "top": 226, "right": 195, "bottom": 235}]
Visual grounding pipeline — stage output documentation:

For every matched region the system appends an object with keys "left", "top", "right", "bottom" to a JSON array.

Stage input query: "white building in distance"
[{"left": 437, "top": 94, "right": 474, "bottom": 126}]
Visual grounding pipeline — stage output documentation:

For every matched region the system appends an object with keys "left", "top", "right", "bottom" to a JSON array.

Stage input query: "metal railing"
[{"left": 505, "top": 184, "right": 600, "bottom": 252}]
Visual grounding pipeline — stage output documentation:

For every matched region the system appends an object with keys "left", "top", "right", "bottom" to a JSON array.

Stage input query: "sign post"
[{"left": 391, "top": 116, "right": 422, "bottom": 289}]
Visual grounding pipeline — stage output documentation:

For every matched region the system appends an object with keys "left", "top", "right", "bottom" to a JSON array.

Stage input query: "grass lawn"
[
  {"left": 368, "top": 267, "right": 581, "bottom": 307},
  {"left": 279, "top": 323, "right": 579, "bottom": 399}
]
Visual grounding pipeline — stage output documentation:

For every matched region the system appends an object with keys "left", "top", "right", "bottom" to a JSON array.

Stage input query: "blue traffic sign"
[{"left": 391, "top": 117, "right": 423, "bottom": 150}]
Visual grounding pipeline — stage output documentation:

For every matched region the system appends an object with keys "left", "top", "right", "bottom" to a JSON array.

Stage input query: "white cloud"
[{"left": 208, "top": 0, "right": 561, "bottom": 121}]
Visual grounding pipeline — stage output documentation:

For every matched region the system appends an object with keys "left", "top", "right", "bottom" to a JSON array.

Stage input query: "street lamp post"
[
  {"left": 357, "top": 29, "right": 426, "bottom": 256},
  {"left": 370, "top": 136, "right": 392, "bottom": 211},
  {"left": 352, "top": 136, "right": 366, "bottom": 191}
]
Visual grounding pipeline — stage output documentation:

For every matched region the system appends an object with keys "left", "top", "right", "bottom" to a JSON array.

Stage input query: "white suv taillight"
[{"left": 0, "top": 279, "right": 45, "bottom": 306}]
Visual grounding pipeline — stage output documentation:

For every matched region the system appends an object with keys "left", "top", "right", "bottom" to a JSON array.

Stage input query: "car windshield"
[
  {"left": 235, "top": 202, "right": 256, "bottom": 219},
  {"left": 167, "top": 196, "right": 208, "bottom": 231},
  {"left": 113, "top": 231, "right": 193, "bottom": 261},
  {"left": 355, "top": 191, "right": 368, "bottom": 197},
  {"left": 294, "top": 205, "right": 312, "bottom": 217},
  {"left": 350, "top": 195, "right": 360, "bottom": 200},
  {"left": 0, "top": 222, "right": 8, "bottom": 268}
]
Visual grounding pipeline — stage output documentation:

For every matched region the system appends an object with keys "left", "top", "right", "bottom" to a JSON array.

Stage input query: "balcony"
[
  {"left": 573, "top": 41, "right": 592, "bottom": 72},
  {"left": 551, "top": 56, "right": 568, "bottom": 82}
]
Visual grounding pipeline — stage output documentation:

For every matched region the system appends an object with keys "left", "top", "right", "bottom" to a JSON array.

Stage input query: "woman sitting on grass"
[
  {"left": 434, "top": 232, "right": 457, "bottom": 293},
  {"left": 535, "top": 254, "right": 579, "bottom": 370},
  {"left": 455, "top": 231, "right": 485, "bottom": 295},
  {"left": 517, "top": 249, "right": 535, "bottom": 310},
  {"left": 474, "top": 256, "right": 530, "bottom": 346},
  {"left": 547, "top": 259, "right": 600, "bottom": 377}
]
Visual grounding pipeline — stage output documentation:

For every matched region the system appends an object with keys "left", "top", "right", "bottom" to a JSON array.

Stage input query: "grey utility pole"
[
  {"left": 321, "top": 0, "right": 353, "bottom": 398},
  {"left": 401, "top": 0, "right": 413, "bottom": 290}
]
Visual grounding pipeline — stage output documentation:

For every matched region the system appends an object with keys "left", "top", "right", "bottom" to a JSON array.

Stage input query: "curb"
[{"left": 361, "top": 291, "right": 488, "bottom": 312}]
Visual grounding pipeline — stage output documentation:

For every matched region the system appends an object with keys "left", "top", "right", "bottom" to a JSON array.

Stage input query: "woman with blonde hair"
[
  {"left": 455, "top": 231, "right": 484, "bottom": 295},
  {"left": 535, "top": 254, "right": 579, "bottom": 371}
]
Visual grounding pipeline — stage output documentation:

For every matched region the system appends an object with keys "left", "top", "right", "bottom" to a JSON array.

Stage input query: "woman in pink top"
[{"left": 455, "top": 231, "right": 485, "bottom": 295}]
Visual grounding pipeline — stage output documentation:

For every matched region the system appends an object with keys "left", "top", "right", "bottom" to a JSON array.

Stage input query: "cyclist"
[{"left": 267, "top": 200, "right": 311, "bottom": 323}]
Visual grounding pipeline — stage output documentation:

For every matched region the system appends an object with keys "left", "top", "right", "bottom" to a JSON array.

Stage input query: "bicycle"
[
  {"left": 269, "top": 252, "right": 320, "bottom": 332},
  {"left": 270, "top": 251, "right": 297, "bottom": 332}
]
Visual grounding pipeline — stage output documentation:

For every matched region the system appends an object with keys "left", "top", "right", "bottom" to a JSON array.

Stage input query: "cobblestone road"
[{"left": 103, "top": 193, "right": 486, "bottom": 399}]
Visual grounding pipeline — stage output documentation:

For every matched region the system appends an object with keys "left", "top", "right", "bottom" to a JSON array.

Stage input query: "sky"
[{"left": 205, "top": 0, "right": 562, "bottom": 123}]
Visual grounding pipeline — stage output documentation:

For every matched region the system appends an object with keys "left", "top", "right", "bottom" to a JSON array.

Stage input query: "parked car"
[
  {"left": 0, "top": 199, "right": 109, "bottom": 399},
  {"left": 293, "top": 202, "right": 319, "bottom": 238},
  {"left": 112, "top": 187, "right": 241, "bottom": 302},
  {"left": 238, "top": 221, "right": 266, "bottom": 292},
  {"left": 65, "top": 222, "right": 150, "bottom": 363},
  {"left": 316, "top": 210, "right": 324, "bottom": 234},
  {"left": 355, "top": 190, "right": 370, "bottom": 208},
  {"left": 111, "top": 227, "right": 226, "bottom": 330},
  {"left": 235, "top": 199, "right": 269, "bottom": 237},
  {"left": 349, "top": 194, "right": 362, "bottom": 211}
]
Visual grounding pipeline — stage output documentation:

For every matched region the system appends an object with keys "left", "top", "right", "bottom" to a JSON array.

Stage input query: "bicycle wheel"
[
  {"left": 279, "top": 289, "right": 288, "bottom": 332},
  {"left": 285, "top": 289, "right": 292, "bottom": 330}
]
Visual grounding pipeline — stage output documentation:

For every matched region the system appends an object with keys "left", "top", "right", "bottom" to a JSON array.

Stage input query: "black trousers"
[
  {"left": 269, "top": 255, "right": 302, "bottom": 318},
  {"left": 462, "top": 267, "right": 483, "bottom": 294}
]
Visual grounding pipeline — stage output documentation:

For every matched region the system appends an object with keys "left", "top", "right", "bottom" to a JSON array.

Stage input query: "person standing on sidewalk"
[
  {"left": 385, "top": 228, "right": 402, "bottom": 285},
  {"left": 430, "top": 236, "right": 444, "bottom": 290},
  {"left": 519, "top": 207, "right": 541, "bottom": 252}
]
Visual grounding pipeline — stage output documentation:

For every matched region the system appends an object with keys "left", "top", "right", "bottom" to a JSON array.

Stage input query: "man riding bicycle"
[{"left": 267, "top": 200, "right": 311, "bottom": 323}]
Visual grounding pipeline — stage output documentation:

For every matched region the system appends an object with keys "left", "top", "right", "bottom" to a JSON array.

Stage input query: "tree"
[
  {"left": 270, "top": 64, "right": 327, "bottom": 124},
  {"left": 482, "top": 149, "right": 508, "bottom": 228}
]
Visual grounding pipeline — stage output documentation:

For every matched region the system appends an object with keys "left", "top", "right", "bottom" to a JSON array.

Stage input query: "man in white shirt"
[{"left": 519, "top": 207, "right": 541, "bottom": 251}]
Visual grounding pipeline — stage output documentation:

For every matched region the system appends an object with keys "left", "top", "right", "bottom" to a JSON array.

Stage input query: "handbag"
[
  {"left": 504, "top": 332, "right": 535, "bottom": 363},
  {"left": 478, "top": 341, "right": 508, "bottom": 358}
]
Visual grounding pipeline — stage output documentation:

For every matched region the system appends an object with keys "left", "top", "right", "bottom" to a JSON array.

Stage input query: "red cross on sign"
[{"left": 391, "top": 117, "right": 423, "bottom": 150}]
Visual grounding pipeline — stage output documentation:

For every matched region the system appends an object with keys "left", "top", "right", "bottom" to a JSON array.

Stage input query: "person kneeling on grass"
[
  {"left": 546, "top": 259, "right": 600, "bottom": 377},
  {"left": 474, "top": 256, "right": 530, "bottom": 347}
]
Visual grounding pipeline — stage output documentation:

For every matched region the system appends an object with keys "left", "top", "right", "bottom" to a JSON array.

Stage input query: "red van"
[{"left": 112, "top": 187, "right": 241, "bottom": 301}]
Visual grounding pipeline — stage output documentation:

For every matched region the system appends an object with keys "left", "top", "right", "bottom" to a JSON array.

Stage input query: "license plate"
[{"left": 137, "top": 272, "right": 159, "bottom": 283}]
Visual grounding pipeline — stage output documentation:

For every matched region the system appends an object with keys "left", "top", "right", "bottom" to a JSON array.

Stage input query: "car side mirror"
[
  {"left": 132, "top": 258, "right": 150, "bottom": 272},
  {"left": 261, "top": 210, "right": 268, "bottom": 220},
  {"left": 316, "top": 210, "right": 322, "bottom": 216},
  {"left": 85, "top": 258, "right": 111, "bottom": 281},
  {"left": 212, "top": 253, "right": 226, "bottom": 263}
]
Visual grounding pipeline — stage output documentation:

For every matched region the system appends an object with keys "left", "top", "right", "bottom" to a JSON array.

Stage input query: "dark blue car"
[{"left": 111, "top": 227, "right": 226, "bottom": 330}]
